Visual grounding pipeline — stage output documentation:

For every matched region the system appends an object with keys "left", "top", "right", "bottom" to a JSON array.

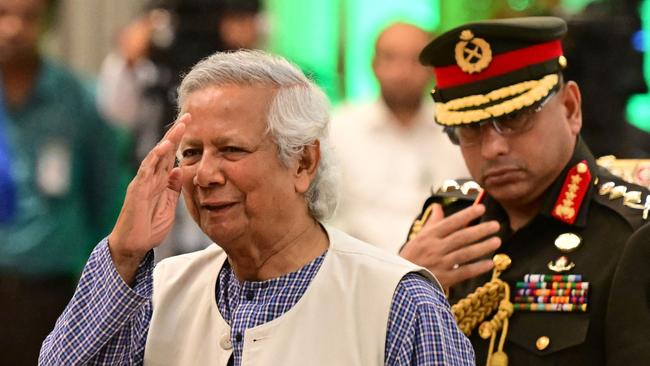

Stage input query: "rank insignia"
[
  {"left": 552, "top": 161, "right": 591, "bottom": 224},
  {"left": 513, "top": 273, "right": 589, "bottom": 312}
]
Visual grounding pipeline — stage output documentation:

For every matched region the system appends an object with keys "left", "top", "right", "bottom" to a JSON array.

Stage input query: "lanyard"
[{"left": 0, "top": 76, "right": 16, "bottom": 222}]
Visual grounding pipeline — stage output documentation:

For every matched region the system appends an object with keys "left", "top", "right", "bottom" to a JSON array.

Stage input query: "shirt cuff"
[{"left": 91, "top": 238, "right": 154, "bottom": 300}]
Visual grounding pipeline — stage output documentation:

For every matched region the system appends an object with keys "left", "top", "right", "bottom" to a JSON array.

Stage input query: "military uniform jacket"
[{"left": 411, "top": 138, "right": 648, "bottom": 365}]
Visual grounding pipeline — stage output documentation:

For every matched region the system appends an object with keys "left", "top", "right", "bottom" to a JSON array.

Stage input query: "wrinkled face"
[
  {"left": 373, "top": 23, "right": 432, "bottom": 107},
  {"left": 0, "top": 0, "right": 46, "bottom": 63},
  {"left": 460, "top": 83, "right": 582, "bottom": 207},
  {"left": 178, "top": 85, "right": 302, "bottom": 245}
]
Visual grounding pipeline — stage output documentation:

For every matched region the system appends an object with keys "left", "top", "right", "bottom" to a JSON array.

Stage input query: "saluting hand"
[
  {"left": 108, "top": 114, "right": 190, "bottom": 285},
  {"left": 399, "top": 203, "right": 501, "bottom": 290}
]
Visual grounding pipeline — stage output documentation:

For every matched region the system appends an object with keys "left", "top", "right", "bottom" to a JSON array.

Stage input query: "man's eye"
[
  {"left": 500, "top": 111, "right": 521, "bottom": 123},
  {"left": 222, "top": 146, "right": 245, "bottom": 153},
  {"left": 182, "top": 149, "right": 200, "bottom": 158},
  {"left": 460, "top": 125, "right": 481, "bottom": 135}
]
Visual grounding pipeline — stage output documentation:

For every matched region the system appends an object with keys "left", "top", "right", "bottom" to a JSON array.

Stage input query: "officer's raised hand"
[
  {"left": 400, "top": 203, "right": 501, "bottom": 289},
  {"left": 108, "top": 114, "right": 190, "bottom": 285}
]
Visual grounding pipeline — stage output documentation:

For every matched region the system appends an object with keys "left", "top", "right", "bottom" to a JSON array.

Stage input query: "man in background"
[
  {"left": 98, "top": 0, "right": 263, "bottom": 165},
  {"left": 329, "top": 22, "right": 467, "bottom": 252},
  {"left": 0, "top": 0, "right": 125, "bottom": 363},
  {"left": 97, "top": 0, "right": 263, "bottom": 258}
]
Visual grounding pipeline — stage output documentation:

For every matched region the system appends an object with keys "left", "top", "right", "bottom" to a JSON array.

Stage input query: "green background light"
[
  {"left": 267, "top": 0, "right": 440, "bottom": 104},
  {"left": 266, "top": 0, "right": 650, "bottom": 135},
  {"left": 266, "top": 0, "right": 342, "bottom": 102},
  {"left": 627, "top": 0, "right": 650, "bottom": 132},
  {"left": 507, "top": 0, "right": 533, "bottom": 12},
  {"left": 342, "top": 0, "right": 440, "bottom": 102}
]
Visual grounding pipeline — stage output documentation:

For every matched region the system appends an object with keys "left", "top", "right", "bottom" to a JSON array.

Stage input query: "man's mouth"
[
  {"left": 482, "top": 167, "right": 524, "bottom": 185},
  {"left": 200, "top": 202, "right": 238, "bottom": 212}
]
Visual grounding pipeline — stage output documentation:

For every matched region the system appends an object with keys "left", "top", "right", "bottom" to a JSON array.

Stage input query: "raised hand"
[
  {"left": 108, "top": 114, "right": 189, "bottom": 284},
  {"left": 400, "top": 203, "right": 501, "bottom": 290}
]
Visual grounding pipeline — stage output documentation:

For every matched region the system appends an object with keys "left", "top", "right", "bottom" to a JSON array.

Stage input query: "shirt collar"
[{"left": 538, "top": 136, "right": 597, "bottom": 228}]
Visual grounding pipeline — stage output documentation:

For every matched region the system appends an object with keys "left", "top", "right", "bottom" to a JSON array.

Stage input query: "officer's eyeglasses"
[{"left": 444, "top": 89, "right": 558, "bottom": 146}]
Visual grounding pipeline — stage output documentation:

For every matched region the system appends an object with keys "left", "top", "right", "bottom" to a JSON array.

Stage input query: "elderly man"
[
  {"left": 400, "top": 17, "right": 649, "bottom": 365},
  {"left": 329, "top": 22, "right": 466, "bottom": 252},
  {"left": 40, "top": 50, "right": 474, "bottom": 365}
]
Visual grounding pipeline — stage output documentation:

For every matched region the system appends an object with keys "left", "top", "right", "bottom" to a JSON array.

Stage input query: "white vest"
[{"left": 144, "top": 226, "right": 439, "bottom": 366}]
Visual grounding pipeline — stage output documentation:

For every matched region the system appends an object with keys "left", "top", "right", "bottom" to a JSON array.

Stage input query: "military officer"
[{"left": 400, "top": 17, "right": 650, "bottom": 365}]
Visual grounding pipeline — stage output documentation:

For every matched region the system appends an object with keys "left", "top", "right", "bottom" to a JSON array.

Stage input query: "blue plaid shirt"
[{"left": 40, "top": 239, "right": 474, "bottom": 365}]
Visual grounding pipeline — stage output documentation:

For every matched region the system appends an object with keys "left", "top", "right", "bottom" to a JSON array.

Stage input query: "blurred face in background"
[
  {"left": 219, "top": 12, "right": 260, "bottom": 50},
  {"left": 0, "top": 0, "right": 47, "bottom": 64},
  {"left": 372, "top": 23, "right": 432, "bottom": 109}
]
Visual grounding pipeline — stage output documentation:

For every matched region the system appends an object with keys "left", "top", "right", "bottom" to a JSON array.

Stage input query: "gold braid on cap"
[{"left": 435, "top": 73, "right": 559, "bottom": 126}]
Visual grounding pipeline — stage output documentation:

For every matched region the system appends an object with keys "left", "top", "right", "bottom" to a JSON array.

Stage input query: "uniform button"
[
  {"left": 577, "top": 162, "right": 588, "bottom": 174},
  {"left": 536, "top": 336, "right": 550, "bottom": 351},
  {"left": 219, "top": 334, "right": 233, "bottom": 350}
]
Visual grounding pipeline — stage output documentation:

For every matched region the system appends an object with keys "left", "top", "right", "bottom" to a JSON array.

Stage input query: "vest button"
[{"left": 220, "top": 335, "right": 233, "bottom": 350}]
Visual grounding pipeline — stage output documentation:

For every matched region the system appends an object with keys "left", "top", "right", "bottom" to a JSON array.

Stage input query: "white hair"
[{"left": 177, "top": 50, "right": 338, "bottom": 220}]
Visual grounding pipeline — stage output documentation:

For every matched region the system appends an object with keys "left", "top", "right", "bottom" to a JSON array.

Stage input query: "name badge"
[{"left": 37, "top": 140, "right": 71, "bottom": 197}]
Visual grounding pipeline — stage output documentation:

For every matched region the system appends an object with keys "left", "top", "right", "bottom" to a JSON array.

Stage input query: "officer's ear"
[{"left": 561, "top": 81, "right": 582, "bottom": 136}]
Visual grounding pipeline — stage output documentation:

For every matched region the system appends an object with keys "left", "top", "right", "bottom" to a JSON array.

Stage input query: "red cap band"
[{"left": 434, "top": 40, "right": 564, "bottom": 89}]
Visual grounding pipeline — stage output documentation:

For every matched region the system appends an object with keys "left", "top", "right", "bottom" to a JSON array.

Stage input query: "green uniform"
[{"left": 410, "top": 138, "right": 649, "bottom": 365}]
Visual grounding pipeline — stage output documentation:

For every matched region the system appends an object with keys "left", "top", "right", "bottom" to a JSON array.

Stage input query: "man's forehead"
[
  {"left": 376, "top": 23, "right": 429, "bottom": 50},
  {"left": 183, "top": 84, "right": 275, "bottom": 109}
]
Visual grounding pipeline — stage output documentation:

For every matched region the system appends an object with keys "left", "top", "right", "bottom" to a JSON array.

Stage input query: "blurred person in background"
[
  {"left": 98, "top": 0, "right": 263, "bottom": 166},
  {"left": 562, "top": 0, "right": 650, "bottom": 158},
  {"left": 328, "top": 22, "right": 467, "bottom": 253},
  {"left": 0, "top": 0, "right": 126, "bottom": 364},
  {"left": 98, "top": 0, "right": 263, "bottom": 258}
]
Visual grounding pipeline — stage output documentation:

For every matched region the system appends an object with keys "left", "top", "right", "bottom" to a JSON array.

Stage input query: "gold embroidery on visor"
[{"left": 434, "top": 73, "right": 559, "bottom": 126}]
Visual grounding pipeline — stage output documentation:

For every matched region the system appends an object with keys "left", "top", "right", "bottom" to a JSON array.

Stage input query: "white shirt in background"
[{"left": 328, "top": 99, "right": 468, "bottom": 253}]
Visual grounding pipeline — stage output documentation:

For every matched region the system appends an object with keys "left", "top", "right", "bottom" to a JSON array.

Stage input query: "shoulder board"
[
  {"left": 430, "top": 178, "right": 481, "bottom": 204},
  {"left": 593, "top": 167, "right": 650, "bottom": 230},
  {"left": 407, "top": 179, "right": 481, "bottom": 242}
]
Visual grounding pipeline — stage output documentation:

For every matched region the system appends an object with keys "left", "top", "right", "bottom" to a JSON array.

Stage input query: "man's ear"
[
  {"left": 294, "top": 140, "right": 321, "bottom": 194},
  {"left": 371, "top": 56, "right": 379, "bottom": 79},
  {"left": 562, "top": 81, "right": 583, "bottom": 136}
]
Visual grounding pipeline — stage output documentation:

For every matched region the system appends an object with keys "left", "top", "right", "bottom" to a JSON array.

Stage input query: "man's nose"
[
  {"left": 479, "top": 124, "right": 510, "bottom": 159},
  {"left": 193, "top": 154, "right": 226, "bottom": 187}
]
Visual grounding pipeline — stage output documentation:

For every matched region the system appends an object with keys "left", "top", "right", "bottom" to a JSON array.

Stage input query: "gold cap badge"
[{"left": 455, "top": 30, "right": 492, "bottom": 74}]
